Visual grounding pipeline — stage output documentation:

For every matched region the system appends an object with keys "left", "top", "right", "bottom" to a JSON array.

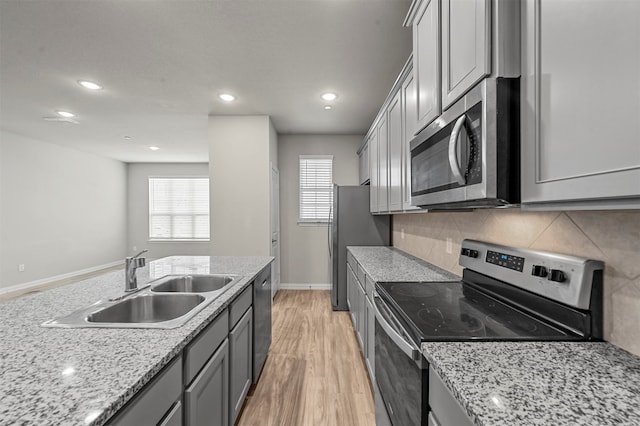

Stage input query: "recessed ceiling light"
[
  {"left": 56, "top": 110, "right": 75, "bottom": 118},
  {"left": 219, "top": 93, "right": 235, "bottom": 102},
  {"left": 78, "top": 80, "right": 103, "bottom": 90},
  {"left": 321, "top": 92, "right": 338, "bottom": 101},
  {"left": 324, "top": 105, "right": 332, "bottom": 110},
  {"left": 149, "top": 146, "right": 160, "bottom": 151}
]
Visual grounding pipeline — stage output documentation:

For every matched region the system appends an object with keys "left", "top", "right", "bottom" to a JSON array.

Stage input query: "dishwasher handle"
[{"left": 374, "top": 296, "right": 421, "bottom": 361}]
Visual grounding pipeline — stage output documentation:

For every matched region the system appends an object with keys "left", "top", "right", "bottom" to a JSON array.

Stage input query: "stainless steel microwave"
[{"left": 410, "top": 78, "right": 520, "bottom": 209}]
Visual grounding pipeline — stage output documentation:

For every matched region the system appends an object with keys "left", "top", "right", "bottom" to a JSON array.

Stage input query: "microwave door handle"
[
  {"left": 374, "top": 297, "right": 421, "bottom": 361},
  {"left": 448, "top": 115, "right": 467, "bottom": 185}
]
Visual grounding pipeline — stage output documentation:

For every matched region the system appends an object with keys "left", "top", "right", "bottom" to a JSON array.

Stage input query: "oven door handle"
[
  {"left": 448, "top": 115, "right": 467, "bottom": 186},
  {"left": 374, "top": 297, "right": 421, "bottom": 362}
]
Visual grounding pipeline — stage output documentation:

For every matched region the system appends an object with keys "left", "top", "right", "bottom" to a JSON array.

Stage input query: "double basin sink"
[{"left": 42, "top": 274, "right": 243, "bottom": 329}]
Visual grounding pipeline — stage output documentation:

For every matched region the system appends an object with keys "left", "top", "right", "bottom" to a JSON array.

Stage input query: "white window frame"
[
  {"left": 148, "top": 176, "right": 210, "bottom": 242},
  {"left": 298, "top": 155, "right": 334, "bottom": 225}
]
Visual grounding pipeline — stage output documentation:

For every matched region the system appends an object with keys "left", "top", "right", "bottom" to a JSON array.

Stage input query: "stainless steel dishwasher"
[{"left": 252, "top": 266, "right": 271, "bottom": 383}]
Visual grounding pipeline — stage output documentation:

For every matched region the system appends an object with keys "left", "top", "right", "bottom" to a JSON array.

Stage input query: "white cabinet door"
[
  {"left": 441, "top": 0, "right": 491, "bottom": 109},
  {"left": 521, "top": 0, "right": 640, "bottom": 209},
  {"left": 401, "top": 70, "right": 421, "bottom": 211},
  {"left": 377, "top": 115, "right": 389, "bottom": 213},
  {"left": 369, "top": 132, "right": 379, "bottom": 213},
  {"left": 413, "top": 0, "right": 441, "bottom": 132},
  {"left": 388, "top": 90, "right": 403, "bottom": 212}
]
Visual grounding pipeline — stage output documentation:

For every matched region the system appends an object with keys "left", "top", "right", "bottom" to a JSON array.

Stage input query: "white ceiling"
[{"left": 0, "top": 0, "right": 412, "bottom": 163}]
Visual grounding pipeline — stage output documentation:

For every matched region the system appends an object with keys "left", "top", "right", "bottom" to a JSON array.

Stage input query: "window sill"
[
  {"left": 297, "top": 221, "right": 329, "bottom": 227},
  {"left": 148, "top": 239, "right": 210, "bottom": 242}
]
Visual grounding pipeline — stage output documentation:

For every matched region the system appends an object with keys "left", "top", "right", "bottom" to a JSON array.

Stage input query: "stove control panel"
[
  {"left": 459, "top": 239, "right": 604, "bottom": 310},
  {"left": 486, "top": 250, "right": 525, "bottom": 272}
]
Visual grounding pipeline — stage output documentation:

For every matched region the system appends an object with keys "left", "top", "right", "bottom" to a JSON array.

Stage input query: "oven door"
[{"left": 374, "top": 294, "right": 429, "bottom": 426}]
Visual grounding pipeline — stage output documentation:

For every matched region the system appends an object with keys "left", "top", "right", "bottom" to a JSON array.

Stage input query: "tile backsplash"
[{"left": 392, "top": 209, "right": 640, "bottom": 356}]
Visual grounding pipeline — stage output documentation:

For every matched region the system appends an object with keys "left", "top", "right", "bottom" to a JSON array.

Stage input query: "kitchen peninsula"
[{"left": 0, "top": 256, "right": 273, "bottom": 426}]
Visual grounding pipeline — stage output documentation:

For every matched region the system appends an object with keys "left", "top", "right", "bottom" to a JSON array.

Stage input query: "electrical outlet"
[
  {"left": 446, "top": 238, "right": 453, "bottom": 254},
  {"left": 133, "top": 246, "right": 137, "bottom": 252},
  {"left": 18, "top": 264, "right": 25, "bottom": 272},
  {"left": 400, "top": 228, "right": 405, "bottom": 240}
]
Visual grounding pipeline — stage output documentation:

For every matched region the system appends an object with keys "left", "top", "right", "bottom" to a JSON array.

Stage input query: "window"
[
  {"left": 299, "top": 155, "right": 333, "bottom": 224},
  {"left": 149, "top": 177, "right": 210, "bottom": 241}
]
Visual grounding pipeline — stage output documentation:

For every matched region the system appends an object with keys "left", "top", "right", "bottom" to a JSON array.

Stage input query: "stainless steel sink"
[
  {"left": 150, "top": 274, "right": 237, "bottom": 293},
  {"left": 42, "top": 273, "right": 244, "bottom": 329},
  {"left": 87, "top": 294, "right": 205, "bottom": 324}
]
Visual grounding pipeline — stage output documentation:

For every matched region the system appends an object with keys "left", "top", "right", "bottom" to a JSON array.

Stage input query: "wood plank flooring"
[{"left": 237, "top": 290, "right": 375, "bottom": 426}]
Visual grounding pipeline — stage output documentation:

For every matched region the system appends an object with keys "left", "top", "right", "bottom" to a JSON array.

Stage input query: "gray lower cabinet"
[
  {"left": 229, "top": 307, "right": 253, "bottom": 425},
  {"left": 108, "top": 279, "right": 265, "bottom": 426},
  {"left": 158, "top": 402, "right": 182, "bottom": 426},
  {"left": 365, "top": 295, "right": 375, "bottom": 381},
  {"left": 429, "top": 365, "right": 473, "bottom": 426},
  {"left": 107, "top": 355, "right": 183, "bottom": 426},
  {"left": 185, "top": 339, "right": 229, "bottom": 426}
]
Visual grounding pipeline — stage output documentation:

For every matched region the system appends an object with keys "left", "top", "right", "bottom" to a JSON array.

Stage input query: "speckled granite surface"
[
  {"left": 0, "top": 255, "right": 272, "bottom": 426},
  {"left": 347, "top": 246, "right": 460, "bottom": 282},
  {"left": 422, "top": 341, "right": 640, "bottom": 426}
]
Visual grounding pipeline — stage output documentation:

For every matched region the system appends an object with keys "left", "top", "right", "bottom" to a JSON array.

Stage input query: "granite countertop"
[
  {"left": 349, "top": 246, "right": 640, "bottom": 425},
  {"left": 422, "top": 341, "right": 640, "bottom": 425},
  {"left": 0, "top": 255, "right": 273, "bottom": 426},
  {"left": 347, "top": 246, "right": 460, "bottom": 282}
]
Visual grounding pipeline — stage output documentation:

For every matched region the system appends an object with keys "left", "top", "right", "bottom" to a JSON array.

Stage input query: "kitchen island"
[{"left": 0, "top": 255, "right": 273, "bottom": 426}]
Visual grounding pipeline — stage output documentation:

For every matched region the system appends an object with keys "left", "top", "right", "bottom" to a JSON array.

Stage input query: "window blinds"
[
  {"left": 149, "top": 177, "right": 210, "bottom": 240},
  {"left": 299, "top": 156, "right": 333, "bottom": 223}
]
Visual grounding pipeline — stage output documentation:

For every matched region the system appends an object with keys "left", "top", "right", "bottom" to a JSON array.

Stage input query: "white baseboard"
[
  {"left": 279, "top": 283, "right": 331, "bottom": 290},
  {"left": 0, "top": 260, "right": 122, "bottom": 296}
]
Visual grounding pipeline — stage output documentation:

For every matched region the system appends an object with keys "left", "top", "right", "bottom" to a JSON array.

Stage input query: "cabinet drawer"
[
  {"left": 229, "top": 284, "right": 252, "bottom": 329},
  {"left": 428, "top": 366, "right": 473, "bottom": 426},
  {"left": 365, "top": 275, "right": 375, "bottom": 300},
  {"left": 347, "top": 250, "right": 355, "bottom": 269},
  {"left": 107, "top": 355, "right": 182, "bottom": 426},
  {"left": 184, "top": 311, "right": 228, "bottom": 385},
  {"left": 357, "top": 264, "right": 366, "bottom": 287},
  {"left": 158, "top": 401, "right": 182, "bottom": 426}
]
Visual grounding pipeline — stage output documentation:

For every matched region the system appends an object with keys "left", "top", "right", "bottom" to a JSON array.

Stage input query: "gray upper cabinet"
[
  {"left": 388, "top": 90, "right": 404, "bottom": 212},
  {"left": 366, "top": 58, "right": 418, "bottom": 215},
  {"left": 441, "top": 0, "right": 491, "bottom": 109},
  {"left": 369, "top": 131, "right": 380, "bottom": 213},
  {"left": 413, "top": 0, "right": 441, "bottom": 132},
  {"left": 377, "top": 115, "right": 390, "bottom": 213},
  {"left": 358, "top": 141, "right": 370, "bottom": 185},
  {"left": 401, "top": 69, "right": 420, "bottom": 212},
  {"left": 521, "top": 0, "right": 640, "bottom": 209}
]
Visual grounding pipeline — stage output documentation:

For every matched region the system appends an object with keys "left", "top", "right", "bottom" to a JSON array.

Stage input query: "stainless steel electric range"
[{"left": 374, "top": 239, "right": 604, "bottom": 426}]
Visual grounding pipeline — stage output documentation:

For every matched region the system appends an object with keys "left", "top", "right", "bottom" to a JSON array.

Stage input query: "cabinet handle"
[{"left": 448, "top": 115, "right": 467, "bottom": 186}]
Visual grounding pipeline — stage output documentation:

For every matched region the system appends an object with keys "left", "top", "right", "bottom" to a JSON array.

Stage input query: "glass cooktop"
[{"left": 377, "top": 281, "right": 579, "bottom": 344}]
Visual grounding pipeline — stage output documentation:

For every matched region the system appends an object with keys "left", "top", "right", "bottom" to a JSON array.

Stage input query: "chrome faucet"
[{"left": 125, "top": 249, "right": 148, "bottom": 292}]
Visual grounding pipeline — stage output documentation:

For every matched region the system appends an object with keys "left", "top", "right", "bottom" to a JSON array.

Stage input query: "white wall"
[
  {"left": 278, "top": 134, "right": 361, "bottom": 286},
  {"left": 126, "top": 163, "right": 210, "bottom": 259},
  {"left": 208, "top": 116, "right": 276, "bottom": 256},
  {"left": 0, "top": 131, "right": 127, "bottom": 289}
]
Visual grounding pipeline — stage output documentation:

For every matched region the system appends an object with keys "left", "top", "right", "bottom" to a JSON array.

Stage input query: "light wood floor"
[{"left": 237, "top": 290, "right": 375, "bottom": 426}]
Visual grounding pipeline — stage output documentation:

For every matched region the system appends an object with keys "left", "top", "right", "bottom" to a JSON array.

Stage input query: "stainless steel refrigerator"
[{"left": 329, "top": 185, "right": 390, "bottom": 311}]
